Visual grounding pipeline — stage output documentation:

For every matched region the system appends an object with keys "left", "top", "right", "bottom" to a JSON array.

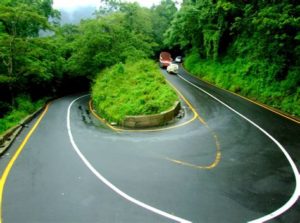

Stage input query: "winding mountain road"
[{"left": 0, "top": 67, "right": 299, "bottom": 223}]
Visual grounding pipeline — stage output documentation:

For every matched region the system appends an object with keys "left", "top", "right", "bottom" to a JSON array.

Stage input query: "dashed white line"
[
  {"left": 67, "top": 95, "right": 192, "bottom": 223},
  {"left": 177, "top": 73, "right": 300, "bottom": 223}
]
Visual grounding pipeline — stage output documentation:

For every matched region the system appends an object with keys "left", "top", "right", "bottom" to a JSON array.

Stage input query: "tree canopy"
[{"left": 164, "top": 0, "right": 300, "bottom": 116}]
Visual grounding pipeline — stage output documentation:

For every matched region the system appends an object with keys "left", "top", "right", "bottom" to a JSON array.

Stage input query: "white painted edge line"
[
  {"left": 67, "top": 95, "right": 192, "bottom": 223},
  {"left": 177, "top": 74, "right": 300, "bottom": 223}
]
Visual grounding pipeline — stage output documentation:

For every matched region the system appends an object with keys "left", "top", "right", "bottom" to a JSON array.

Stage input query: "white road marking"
[
  {"left": 67, "top": 95, "right": 192, "bottom": 223},
  {"left": 177, "top": 74, "right": 300, "bottom": 223}
]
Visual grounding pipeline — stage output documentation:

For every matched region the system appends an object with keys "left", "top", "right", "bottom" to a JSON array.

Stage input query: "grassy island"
[{"left": 91, "top": 60, "right": 178, "bottom": 124}]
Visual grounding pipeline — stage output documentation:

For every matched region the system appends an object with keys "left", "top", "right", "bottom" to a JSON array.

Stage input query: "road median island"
[{"left": 91, "top": 59, "right": 181, "bottom": 129}]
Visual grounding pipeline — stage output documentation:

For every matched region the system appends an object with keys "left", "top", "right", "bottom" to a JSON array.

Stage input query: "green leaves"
[
  {"left": 0, "top": 75, "right": 15, "bottom": 84},
  {"left": 0, "top": 4, "right": 51, "bottom": 37},
  {"left": 166, "top": 0, "right": 300, "bottom": 117},
  {"left": 64, "top": 6, "right": 160, "bottom": 78},
  {"left": 0, "top": 0, "right": 63, "bottom": 113}
]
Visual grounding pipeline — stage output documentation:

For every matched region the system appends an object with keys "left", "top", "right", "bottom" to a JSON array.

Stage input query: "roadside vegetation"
[
  {"left": 0, "top": 96, "right": 45, "bottom": 133},
  {"left": 165, "top": 0, "right": 300, "bottom": 117},
  {"left": 92, "top": 60, "right": 178, "bottom": 124},
  {"left": 184, "top": 53, "right": 300, "bottom": 116}
]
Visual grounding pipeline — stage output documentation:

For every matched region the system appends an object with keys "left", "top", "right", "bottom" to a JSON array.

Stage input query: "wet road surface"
[{"left": 0, "top": 68, "right": 299, "bottom": 223}]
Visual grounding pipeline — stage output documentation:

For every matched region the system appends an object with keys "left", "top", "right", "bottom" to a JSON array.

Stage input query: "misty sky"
[{"left": 53, "top": 0, "right": 164, "bottom": 10}]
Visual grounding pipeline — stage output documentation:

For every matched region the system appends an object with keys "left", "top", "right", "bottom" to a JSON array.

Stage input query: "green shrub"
[
  {"left": 184, "top": 52, "right": 300, "bottom": 117},
  {"left": 91, "top": 59, "right": 178, "bottom": 124},
  {"left": 0, "top": 95, "right": 45, "bottom": 134}
]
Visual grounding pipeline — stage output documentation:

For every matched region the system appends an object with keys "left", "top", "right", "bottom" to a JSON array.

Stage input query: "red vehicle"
[{"left": 159, "top": 52, "right": 172, "bottom": 68}]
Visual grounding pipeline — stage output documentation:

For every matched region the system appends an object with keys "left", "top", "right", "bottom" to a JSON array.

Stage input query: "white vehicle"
[
  {"left": 167, "top": 63, "right": 179, "bottom": 74},
  {"left": 175, "top": 56, "right": 182, "bottom": 63}
]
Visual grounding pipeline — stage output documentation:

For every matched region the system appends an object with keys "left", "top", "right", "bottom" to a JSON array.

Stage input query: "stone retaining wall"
[{"left": 122, "top": 101, "right": 181, "bottom": 128}]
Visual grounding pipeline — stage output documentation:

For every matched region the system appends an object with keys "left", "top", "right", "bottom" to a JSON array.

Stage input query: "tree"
[
  {"left": 165, "top": 0, "right": 238, "bottom": 59},
  {"left": 151, "top": 0, "right": 177, "bottom": 47},
  {"left": 65, "top": 2, "right": 169, "bottom": 78},
  {"left": 165, "top": 0, "right": 300, "bottom": 116},
  {"left": 0, "top": 3, "right": 52, "bottom": 105}
]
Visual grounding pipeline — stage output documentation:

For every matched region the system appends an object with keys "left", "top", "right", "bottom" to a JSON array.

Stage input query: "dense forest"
[
  {"left": 0, "top": 0, "right": 299, "bottom": 132},
  {"left": 0, "top": 0, "right": 177, "bottom": 132},
  {"left": 165, "top": 0, "right": 300, "bottom": 116}
]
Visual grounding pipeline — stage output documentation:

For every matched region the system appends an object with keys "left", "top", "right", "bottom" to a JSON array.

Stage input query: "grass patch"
[
  {"left": 91, "top": 59, "right": 178, "bottom": 124},
  {"left": 0, "top": 95, "right": 46, "bottom": 135},
  {"left": 184, "top": 52, "right": 300, "bottom": 117}
]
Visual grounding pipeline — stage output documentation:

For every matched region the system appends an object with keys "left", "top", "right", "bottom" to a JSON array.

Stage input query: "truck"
[{"left": 159, "top": 52, "right": 172, "bottom": 68}]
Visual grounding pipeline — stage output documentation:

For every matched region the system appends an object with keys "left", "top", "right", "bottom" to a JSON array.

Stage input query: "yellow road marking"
[
  {"left": 166, "top": 79, "right": 200, "bottom": 120},
  {"left": 166, "top": 79, "right": 221, "bottom": 170},
  {"left": 166, "top": 131, "right": 221, "bottom": 170},
  {"left": 0, "top": 104, "right": 50, "bottom": 223}
]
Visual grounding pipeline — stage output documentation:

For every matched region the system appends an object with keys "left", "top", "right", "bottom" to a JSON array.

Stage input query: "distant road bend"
[{"left": 0, "top": 67, "right": 299, "bottom": 223}]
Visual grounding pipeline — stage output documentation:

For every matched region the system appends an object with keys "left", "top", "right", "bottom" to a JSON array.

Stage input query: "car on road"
[
  {"left": 167, "top": 62, "right": 179, "bottom": 74},
  {"left": 175, "top": 56, "right": 182, "bottom": 63},
  {"left": 159, "top": 52, "right": 172, "bottom": 68}
]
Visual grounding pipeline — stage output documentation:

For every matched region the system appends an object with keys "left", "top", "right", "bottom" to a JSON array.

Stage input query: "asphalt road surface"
[{"left": 0, "top": 67, "right": 299, "bottom": 223}]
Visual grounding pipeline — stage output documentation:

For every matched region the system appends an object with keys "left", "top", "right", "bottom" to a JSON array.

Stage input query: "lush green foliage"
[
  {"left": 0, "top": 0, "right": 177, "bottom": 132},
  {"left": 0, "top": 0, "right": 60, "bottom": 115},
  {"left": 0, "top": 95, "right": 45, "bottom": 134},
  {"left": 92, "top": 60, "right": 178, "bottom": 123},
  {"left": 64, "top": 0, "right": 177, "bottom": 78},
  {"left": 65, "top": 13, "right": 155, "bottom": 78},
  {"left": 185, "top": 52, "right": 300, "bottom": 116},
  {"left": 165, "top": 0, "right": 300, "bottom": 117}
]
